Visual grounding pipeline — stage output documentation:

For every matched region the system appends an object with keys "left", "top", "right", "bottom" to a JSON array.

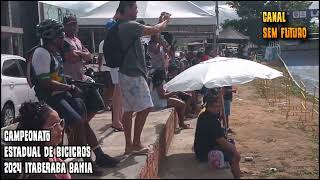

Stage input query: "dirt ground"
[{"left": 159, "top": 82, "right": 319, "bottom": 179}]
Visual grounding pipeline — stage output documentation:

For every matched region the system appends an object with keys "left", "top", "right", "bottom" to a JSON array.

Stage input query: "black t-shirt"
[
  {"left": 194, "top": 111, "right": 225, "bottom": 162},
  {"left": 224, "top": 86, "right": 233, "bottom": 101}
]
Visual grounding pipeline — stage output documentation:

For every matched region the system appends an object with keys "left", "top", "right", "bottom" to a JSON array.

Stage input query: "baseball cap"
[{"left": 63, "top": 15, "right": 77, "bottom": 25}]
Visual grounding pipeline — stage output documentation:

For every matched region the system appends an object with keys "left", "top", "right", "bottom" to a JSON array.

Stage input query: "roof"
[
  {"left": 79, "top": 1, "right": 216, "bottom": 26},
  {"left": 218, "top": 27, "right": 249, "bottom": 40},
  {"left": 1, "top": 54, "right": 25, "bottom": 63},
  {"left": 1, "top": 54, "right": 25, "bottom": 60}
]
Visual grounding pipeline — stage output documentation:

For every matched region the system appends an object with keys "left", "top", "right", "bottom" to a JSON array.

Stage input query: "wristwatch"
[{"left": 69, "top": 84, "right": 75, "bottom": 91}]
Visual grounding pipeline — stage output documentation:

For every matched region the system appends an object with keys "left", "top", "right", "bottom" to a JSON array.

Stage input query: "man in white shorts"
[
  {"left": 116, "top": 1, "right": 171, "bottom": 154},
  {"left": 98, "top": 11, "right": 124, "bottom": 131}
]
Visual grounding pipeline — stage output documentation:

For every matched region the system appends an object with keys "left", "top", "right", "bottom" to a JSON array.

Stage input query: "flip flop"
[
  {"left": 181, "top": 123, "right": 193, "bottom": 129},
  {"left": 132, "top": 147, "right": 151, "bottom": 155},
  {"left": 123, "top": 149, "right": 133, "bottom": 156},
  {"left": 112, "top": 126, "right": 124, "bottom": 132}
]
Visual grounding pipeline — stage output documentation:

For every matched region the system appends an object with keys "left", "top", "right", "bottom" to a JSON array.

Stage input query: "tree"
[{"left": 223, "top": 1, "right": 313, "bottom": 45}]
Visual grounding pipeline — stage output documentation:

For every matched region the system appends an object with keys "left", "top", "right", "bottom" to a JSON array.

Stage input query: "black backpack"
[{"left": 103, "top": 21, "right": 138, "bottom": 68}]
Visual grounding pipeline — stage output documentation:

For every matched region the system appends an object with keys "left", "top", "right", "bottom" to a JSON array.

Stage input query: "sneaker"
[
  {"left": 91, "top": 162, "right": 104, "bottom": 176},
  {"left": 227, "top": 128, "right": 234, "bottom": 134},
  {"left": 95, "top": 154, "right": 120, "bottom": 168}
]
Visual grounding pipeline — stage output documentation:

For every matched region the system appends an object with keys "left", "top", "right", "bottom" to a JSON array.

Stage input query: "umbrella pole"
[{"left": 219, "top": 88, "right": 227, "bottom": 134}]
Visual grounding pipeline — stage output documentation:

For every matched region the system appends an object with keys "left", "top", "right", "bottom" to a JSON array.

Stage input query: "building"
[{"left": 1, "top": 1, "right": 77, "bottom": 56}]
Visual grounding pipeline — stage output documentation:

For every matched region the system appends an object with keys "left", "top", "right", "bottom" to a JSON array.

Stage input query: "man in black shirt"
[{"left": 194, "top": 91, "right": 241, "bottom": 179}]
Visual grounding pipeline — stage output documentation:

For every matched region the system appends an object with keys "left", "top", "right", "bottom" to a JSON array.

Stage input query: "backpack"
[
  {"left": 208, "top": 150, "right": 228, "bottom": 169},
  {"left": 103, "top": 21, "right": 138, "bottom": 68},
  {"left": 25, "top": 45, "right": 40, "bottom": 88}
]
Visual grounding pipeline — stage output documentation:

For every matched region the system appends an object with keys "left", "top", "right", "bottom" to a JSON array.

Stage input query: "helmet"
[{"left": 36, "top": 19, "right": 64, "bottom": 40}]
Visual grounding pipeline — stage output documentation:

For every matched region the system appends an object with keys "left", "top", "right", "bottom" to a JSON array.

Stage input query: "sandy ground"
[{"left": 159, "top": 82, "right": 319, "bottom": 179}]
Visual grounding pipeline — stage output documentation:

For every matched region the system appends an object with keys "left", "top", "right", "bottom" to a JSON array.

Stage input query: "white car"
[{"left": 1, "top": 54, "right": 38, "bottom": 127}]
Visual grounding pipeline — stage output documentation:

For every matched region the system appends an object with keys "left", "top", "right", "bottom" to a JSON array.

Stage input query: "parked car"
[{"left": 1, "top": 54, "right": 38, "bottom": 127}]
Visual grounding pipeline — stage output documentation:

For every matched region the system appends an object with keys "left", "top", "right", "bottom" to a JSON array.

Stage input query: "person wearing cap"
[
  {"left": 62, "top": 14, "right": 106, "bottom": 121},
  {"left": 98, "top": 10, "right": 124, "bottom": 132},
  {"left": 31, "top": 19, "right": 86, "bottom": 149},
  {"left": 61, "top": 15, "right": 119, "bottom": 169},
  {"left": 194, "top": 90, "right": 241, "bottom": 179}
]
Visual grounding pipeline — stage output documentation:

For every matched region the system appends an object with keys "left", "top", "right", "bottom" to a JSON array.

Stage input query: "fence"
[{"left": 254, "top": 71, "right": 319, "bottom": 140}]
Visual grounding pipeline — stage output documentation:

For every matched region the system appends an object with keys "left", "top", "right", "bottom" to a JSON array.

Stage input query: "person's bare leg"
[
  {"left": 112, "top": 85, "right": 123, "bottom": 129},
  {"left": 87, "top": 112, "right": 96, "bottom": 122},
  {"left": 67, "top": 121, "right": 87, "bottom": 146},
  {"left": 122, "top": 111, "right": 133, "bottom": 153},
  {"left": 103, "top": 86, "right": 114, "bottom": 110},
  {"left": 132, "top": 107, "right": 152, "bottom": 150},
  {"left": 184, "top": 97, "right": 192, "bottom": 116},
  {"left": 85, "top": 122, "right": 99, "bottom": 149},
  {"left": 168, "top": 98, "right": 190, "bottom": 128},
  {"left": 230, "top": 150, "right": 241, "bottom": 179}
]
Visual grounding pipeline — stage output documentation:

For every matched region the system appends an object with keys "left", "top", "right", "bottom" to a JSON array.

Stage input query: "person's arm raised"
[{"left": 143, "top": 19, "right": 169, "bottom": 36}]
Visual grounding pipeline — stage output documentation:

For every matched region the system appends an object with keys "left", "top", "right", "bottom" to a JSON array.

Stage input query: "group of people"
[
  {"left": 9, "top": 1, "right": 175, "bottom": 179},
  {"left": 7, "top": 1, "right": 243, "bottom": 179}
]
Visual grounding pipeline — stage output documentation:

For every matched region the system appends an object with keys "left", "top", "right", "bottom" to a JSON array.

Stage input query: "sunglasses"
[{"left": 48, "top": 118, "right": 65, "bottom": 130}]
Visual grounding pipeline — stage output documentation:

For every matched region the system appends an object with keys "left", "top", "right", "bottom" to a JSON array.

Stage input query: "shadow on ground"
[
  {"left": 72, "top": 154, "right": 145, "bottom": 179},
  {"left": 159, "top": 153, "right": 232, "bottom": 179}
]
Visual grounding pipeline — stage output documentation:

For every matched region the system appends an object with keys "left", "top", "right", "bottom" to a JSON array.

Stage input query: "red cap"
[{"left": 63, "top": 15, "right": 77, "bottom": 25}]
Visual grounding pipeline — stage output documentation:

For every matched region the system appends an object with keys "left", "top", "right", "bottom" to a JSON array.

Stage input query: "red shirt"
[{"left": 201, "top": 55, "right": 209, "bottom": 62}]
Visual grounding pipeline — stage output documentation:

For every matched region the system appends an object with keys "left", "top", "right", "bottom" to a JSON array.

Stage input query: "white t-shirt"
[
  {"left": 32, "top": 47, "right": 52, "bottom": 76},
  {"left": 32, "top": 47, "right": 64, "bottom": 95}
]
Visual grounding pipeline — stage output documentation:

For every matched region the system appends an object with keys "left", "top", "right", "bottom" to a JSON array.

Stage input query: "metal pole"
[
  {"left": 91, "top": 30, "right": 95, "bottom": 53},
  {"left": 215, "top": 1, "right": 219, "bottom": 55},
  {"left": 213, "top": 1, "right": 219, "bottom": 55}
]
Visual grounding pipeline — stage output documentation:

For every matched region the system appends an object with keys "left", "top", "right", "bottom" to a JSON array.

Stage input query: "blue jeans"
[
  {"left": 224, "top": 100, "right": 232, "bottom": 116},
  {"left": 46, "top": 92, "right": 85, "bottom": 126}
]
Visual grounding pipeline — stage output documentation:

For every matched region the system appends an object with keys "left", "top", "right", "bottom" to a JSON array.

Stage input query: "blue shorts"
[
  {"left": 46, "top": 92, "right": 86, "bottom": 126},
  {"left": 224, "top": 100, "right": 232, "bottom": 116}
]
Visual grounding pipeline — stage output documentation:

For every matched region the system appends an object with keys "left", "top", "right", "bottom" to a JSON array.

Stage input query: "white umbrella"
[{"left": 164, "top": 57, "right": 283, "bottom": 92}]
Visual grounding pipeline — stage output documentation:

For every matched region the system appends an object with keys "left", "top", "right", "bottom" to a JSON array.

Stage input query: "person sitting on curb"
[
  {"left": 151, "top": 69, "right": 192, "bottom": 129},
  {"left": 31, "top": 19, "right": 119, "bottom": 174},
  {"left": 194, "top": 89, "right": 241, "bottom": 179}
]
